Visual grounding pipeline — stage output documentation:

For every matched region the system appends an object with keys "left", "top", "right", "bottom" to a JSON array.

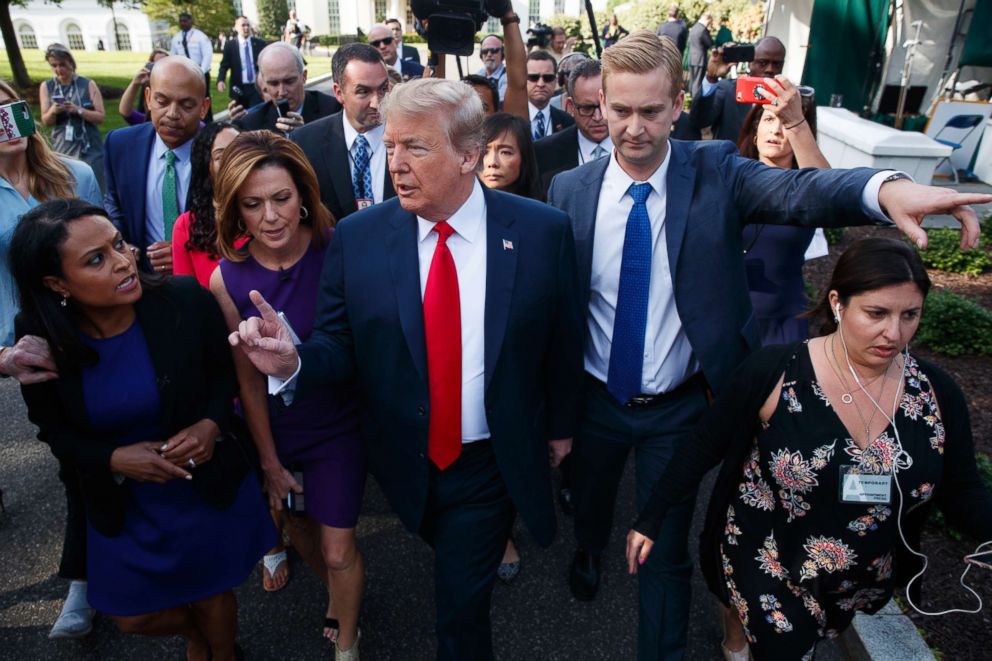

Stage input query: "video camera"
[
  {"left": 411, "top": 0, "right": 488, "bottom": 56},
  {"left": 526, "top": 23, "right": 553, "bottom": 50}
]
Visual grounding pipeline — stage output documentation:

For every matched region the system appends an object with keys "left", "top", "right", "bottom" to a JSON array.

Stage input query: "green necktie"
[{"left": 162, "top": 150, "right": 179, "bottom": 240}]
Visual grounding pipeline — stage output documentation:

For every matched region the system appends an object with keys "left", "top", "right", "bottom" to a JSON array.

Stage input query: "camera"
[
  {"left": 411, "top": 0, "right": 488, "bottom": 56},
  {"left": 527, "top": 23, "right": 553, "bottom": 50}
]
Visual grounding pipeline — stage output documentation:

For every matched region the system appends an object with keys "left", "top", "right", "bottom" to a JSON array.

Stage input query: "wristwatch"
[{"left": 882, "top": 172, "right": 911, "bottom": 185}]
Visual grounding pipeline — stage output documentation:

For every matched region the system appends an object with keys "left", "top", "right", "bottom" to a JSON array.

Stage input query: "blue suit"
[
  {"left": 547, "top": 139, "right": 880, "bottom": 660},
  {"left": 296, "top": 186, "right": 583, "bottom": 659}
]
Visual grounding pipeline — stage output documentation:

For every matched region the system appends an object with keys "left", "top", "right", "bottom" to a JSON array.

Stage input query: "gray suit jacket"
[{"left": 688, "top": 22, "right": 713, "bottom": 66}]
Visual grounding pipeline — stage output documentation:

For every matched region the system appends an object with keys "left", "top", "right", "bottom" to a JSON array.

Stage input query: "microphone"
[{"left": 278, "top": 266, "right": 290, "bottom": 282}]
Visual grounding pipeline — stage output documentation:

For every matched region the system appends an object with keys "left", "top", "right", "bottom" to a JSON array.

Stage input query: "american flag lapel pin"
[{"left": 502, "top": 239, "right": 514, "bottom": 251}]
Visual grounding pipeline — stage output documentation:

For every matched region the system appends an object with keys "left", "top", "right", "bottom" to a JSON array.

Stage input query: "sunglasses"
[
  {"left": 527, "top": 73, "right": 556, "bottom": 84},
  {"left": 370, "top": 36, "right": 394, "bottom": 48},
  {"left": 480, "top": 47, "right": 503, "bottom": 56}
]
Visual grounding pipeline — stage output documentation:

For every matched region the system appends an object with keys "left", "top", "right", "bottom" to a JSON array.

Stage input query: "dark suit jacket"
[
  {"left": 103, "top": 122, "right": 194, "bottom": 270},
  {"left": 295, "top": 187, "right": 584, "bottom": 546},
  {"left": 236, "top": 90, "right": 341, "bottom": 132},
  {"left": 689, "top": 78, "right": 752, "bottom": 142},
  {"left": 400, "top": 43, "right": 421, "bottom": 63},
  {"left": 17, "top": 278, "right": 253, "bottom": 537},
  {"left": 688, "top": 22, "right": 713, "bottom": 66},
  {"left": 289, "top": 111, "right": 395, "bottom": 221},
  {"left": 547, "top": 140, "right": 882, "bottom": 393},
  {"left": 656, "top": 20, "right": 688, "bottom": 55},
  {"left": 217, "top": 36, "right": 266, "bottom": 98},
  {"left": 534, "top": 125, "right": 579, "bottom": 197},
  {"left": 534, "top": 106, "right": 575, "bottom": 139},
  {"left": 397, "top": 58, "right": 425, "bottom": 81}
]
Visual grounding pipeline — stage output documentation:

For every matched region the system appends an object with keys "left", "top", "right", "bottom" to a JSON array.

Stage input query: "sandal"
[
  {"left": 262, "top": 549, "right": 289, "bottom": 592},
  {"left": 324, "top": 617, "right": 340, "bottom": 643}
]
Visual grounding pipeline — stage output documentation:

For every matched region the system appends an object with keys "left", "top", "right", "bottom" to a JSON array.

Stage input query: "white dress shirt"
[
  {"left": 576, "top": 130, "right": 613, "bottom": 165},
  {"left": 237, "top": 36, "right": 256, "bottom": 85},
  {"left": 417, "top": 180, "right": 490, "bottom": 442},
  {"left": 528, "top": 103, "right": 552, "bottom": 139},
  {"left": 170, "top": 28, "right": 213, "bottom": 74},
  {"left": 342, "top": 112, "right": 386, "bottom": 204},
  {"left": 587, "top": 147, "right": 698, "bottom": 394},
  {"left": 145, "top": 134, "right": 193, "bottom": 244}
]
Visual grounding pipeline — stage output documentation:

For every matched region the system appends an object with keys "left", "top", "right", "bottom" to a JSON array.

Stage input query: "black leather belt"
[{"left": 587, "top": 372, "right": 707, "bottom": 409}]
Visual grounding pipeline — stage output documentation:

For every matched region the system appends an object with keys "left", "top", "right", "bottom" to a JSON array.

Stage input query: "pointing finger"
[{"left": 249, "top": 290, "right": 280, "bottom": 324}]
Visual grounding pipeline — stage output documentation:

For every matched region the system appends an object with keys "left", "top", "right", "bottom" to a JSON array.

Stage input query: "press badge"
[
  {"left": 356, "top": 198, "right": 373, "bottom": 210},
  {"left": 64, "top": 123, "right": 75, "bottom": 142},
  {"left": 839, "top": 466, "right": 892, "bottom": 504}
]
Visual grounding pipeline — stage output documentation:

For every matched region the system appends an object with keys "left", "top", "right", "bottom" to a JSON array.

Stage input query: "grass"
[{"left": 0, "top": 49, "right": 333, "bottom": 137}]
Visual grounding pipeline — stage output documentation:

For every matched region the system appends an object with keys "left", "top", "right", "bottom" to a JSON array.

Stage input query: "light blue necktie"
[
  {"left": 352, "top": 134, "right": 373, "bottom": 205},
  {"left": 592, "top": 144, "right": 607, "bottom": 160},
  {"left": 533, "top": 111, "right": 546, "bottom": 141},
  {"left": 244, "top": 40, "right": 255, "bottom": 83},
  {"left": 607, "top": 183, "right": 652, "bottom": 404}
]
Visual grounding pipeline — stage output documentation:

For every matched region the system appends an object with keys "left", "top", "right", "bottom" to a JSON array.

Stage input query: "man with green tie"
[{"left": 103, "top": 56, "right": 209, "bottom": 275}]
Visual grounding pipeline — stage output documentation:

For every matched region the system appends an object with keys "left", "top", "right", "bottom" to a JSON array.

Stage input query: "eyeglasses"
[
  {"left": 480, "top": 47, "right": 503, "bottom": 56},
  {"left": 369, "top": 36, "right": 394, "bottom": 48},
  {"left": 527, "top": 73, "right": 556, "bottom": 84},
  {"left": 573, "top": 103, "right": 602, "bottom": 118}
]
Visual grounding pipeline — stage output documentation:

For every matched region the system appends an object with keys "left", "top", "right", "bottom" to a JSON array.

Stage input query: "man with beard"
[
  {"left": 290, "top": 43, "right": 395, "bottom": 221},
  {"left": 103, "top": 56, "right": 209, "bottom": 276},
  {"left": 475, "top": 34, "right": 508, "bottom": 104}
]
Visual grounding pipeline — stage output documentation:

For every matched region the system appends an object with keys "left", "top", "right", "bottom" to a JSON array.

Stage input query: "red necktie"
[{"left": 424, "top": 221, "right": 461, "bottom": 470}]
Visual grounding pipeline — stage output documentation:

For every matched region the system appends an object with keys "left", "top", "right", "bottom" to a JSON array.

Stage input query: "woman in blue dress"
[{"left": 11, "top": 199, "right": 276, "bottom": 661}]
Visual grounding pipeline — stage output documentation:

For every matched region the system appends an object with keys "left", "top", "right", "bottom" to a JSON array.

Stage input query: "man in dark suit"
[
  {"left": 232, "top": 77, "right": 583, "bottom": 661},
  {"left": 656, "top": 5, "right": 688, "bottom": 55},
  {"left": 689, "top": 36, "right": 786, "bottom": 142},
  {"left": 546, "top": 31, "right": 988, "bottom": 661},
  {"left": 687, "top": 12, "right": 713, "bottom": 98},
  {"left": 235, "top": 42, "right": 340, "bottom": 133},
  {"left": 290, "top": 44, "right": 394, "bottom": 221},
  {"left": 527, "top": 50, "right": 574, "bottom": 142},
  {"left": 104, "top": 56, "right": 208, "bottom": 276},
  {"left": 534, "top": 59, "right": 611, "bottom": 196},
  {"left": 369, "top": 23, "right": 425, "bottom": 81},
  {"left": 386, "top": 17, "right": 421, "bottom": 63},
  {"left": 217, "top": 15, "right": 266, "bottom": 108}
]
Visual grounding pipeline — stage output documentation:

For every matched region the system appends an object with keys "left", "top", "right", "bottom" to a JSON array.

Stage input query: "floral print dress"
[{"left": 721, "top": 343, "right": 944, "bottom": 660}]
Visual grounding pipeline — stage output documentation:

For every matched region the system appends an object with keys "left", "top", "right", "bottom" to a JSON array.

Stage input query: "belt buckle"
[{"left": 626, "top": 395, "right": 654, "bottom": 408}]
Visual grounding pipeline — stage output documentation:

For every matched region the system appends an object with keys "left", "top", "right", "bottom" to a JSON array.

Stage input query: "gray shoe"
[
  {"left": 335, "top": 629, "right": 361, "bottom": 661},
  {"left": 49, "top": 606, "right": 95, "bottom": 639},
  {"left": 497, "top": 559, "right": 521, "bottom": 584}
]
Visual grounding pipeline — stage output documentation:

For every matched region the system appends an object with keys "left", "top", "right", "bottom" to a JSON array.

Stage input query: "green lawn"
[{"left": 0, "top": 49, "right": 333, "bottom": 137}]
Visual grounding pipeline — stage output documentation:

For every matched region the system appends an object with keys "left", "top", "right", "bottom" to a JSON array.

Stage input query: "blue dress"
[
  {"left": 81, "top": 322, "right": 275, "bottom": 616},
  {"left": 742, "top": 224, "right": 814, "bottom": 346}
]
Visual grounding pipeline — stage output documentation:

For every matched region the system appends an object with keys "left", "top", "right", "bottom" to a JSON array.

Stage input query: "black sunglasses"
[
  {"left": 370, "top": 36, "right": 394, "bottom": 48},
  {"left": 480, "top": 47, "right": 503, "bottom": 56},
  {"left": 527, "top": 73, "right": 556, "bottom": 83}
]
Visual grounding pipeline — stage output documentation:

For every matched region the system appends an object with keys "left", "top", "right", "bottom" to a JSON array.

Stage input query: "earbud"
[{"left": 834, "top": 304, "right": 841, "bottom": 323}]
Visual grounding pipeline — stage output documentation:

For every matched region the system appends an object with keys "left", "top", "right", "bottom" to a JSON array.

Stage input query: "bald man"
[{"left": 104, "top": 56, "right": 210, "bottom": 275}]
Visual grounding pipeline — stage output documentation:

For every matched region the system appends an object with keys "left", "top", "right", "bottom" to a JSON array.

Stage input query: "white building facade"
[{"left": 1, "top": 0, "right": 163, "bottom": 53}]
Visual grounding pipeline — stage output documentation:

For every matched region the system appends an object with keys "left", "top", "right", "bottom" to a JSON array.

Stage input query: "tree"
[
  {"left": 255, "top": 0, "right": 289, "bottom": 42},
  {"left": 0, "top": 0, "right": 51, "bottom": 88},
  {"left": 144, "top": 0, "right": 235, "bottom": 44}
]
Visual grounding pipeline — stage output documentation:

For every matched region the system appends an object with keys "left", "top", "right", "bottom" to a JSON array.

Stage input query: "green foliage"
[
  {"left": 982, "top": 212, "right": 992, "bottom": 246},
  {"left": 143, "top": 0, "right": 234, "bottom": 43},
  {"left": 915, "top": 289, "right": 992, "bottom": 356},
  {"left": 823, "top": 227, "right": 846, "bottom": 246},
  {"left": 607, "top": 0, "right": 764, "bottom": 43},
  {"left": 931, "top": 453, "right": 992, "bottom": 541},
  {"left": 255, "top": 0, "right": 290, "bottom": 41},
  {"left": 916, "top": 228, "right": 992, "bottom": 275}
]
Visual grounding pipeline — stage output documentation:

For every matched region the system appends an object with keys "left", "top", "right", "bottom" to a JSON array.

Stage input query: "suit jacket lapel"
[
  {"left": 483, "top": 189, "right": 517, "bottom": 392},
  {"left": 386, "top": 206, "right": 428, "bottom": 382},
  {"left": 383, "top": 165, "right": 396, "bottom": 201},
  {"left": 326, "top": 114, "right": 356, "bottom": 215},
  {"left": 135, "top": 290, "right": 179, "bottom": 427},
  {"left": 664, "top": 141, "right": 694, "bottom": 278},
  {"left": 574, "top": 157, "right": 609, "bottom": 293},
  {"left": 128, "top": 124, "right": 156, "bottom": 250}
]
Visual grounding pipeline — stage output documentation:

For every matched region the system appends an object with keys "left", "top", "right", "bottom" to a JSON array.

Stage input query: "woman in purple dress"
[{"left": 209, "top": 132, "right": 364, "bottom": 661}]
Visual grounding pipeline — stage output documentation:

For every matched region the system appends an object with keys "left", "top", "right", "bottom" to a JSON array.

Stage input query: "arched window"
[
  {"left": 17, "top": 23, "right": 38, "bottom": 49},
  {"left": 65, "top": 23, "right": 85, "bottom": 51},
  {"left": 113, "top": 22, "right": 132, "bottom": 51}
]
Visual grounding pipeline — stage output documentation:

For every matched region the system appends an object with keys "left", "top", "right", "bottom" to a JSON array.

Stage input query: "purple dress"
[{"left": 220, "top": 239, "right": 364, "bottom": 528}]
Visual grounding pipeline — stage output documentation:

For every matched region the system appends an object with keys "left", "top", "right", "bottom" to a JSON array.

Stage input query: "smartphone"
[
  {"left": 722, "top": 44, "right": 755, "bottom": 64},
  {"left": 143, "top": 61, "right": 154, "bottom": 73},
  {"left": 0, "top": 101, "right": 36, "bottom": 143},
  {"left": 51, "top": 92, "right": 66, "bottom": 105},
  {"left": 231, "top": 85, "right": 245, "bottom": 102},
  {"left": 283, "top": 468, "right": 306, "bottom": 517},
  {"left": 736, "top": 76, "right": 774, "bottom": 105},
  {"left": 966, "top": 550, "right": 992, "bottom": 570},
  {"left": 276, "top": 98, "right": 291, "bottom": 118}
]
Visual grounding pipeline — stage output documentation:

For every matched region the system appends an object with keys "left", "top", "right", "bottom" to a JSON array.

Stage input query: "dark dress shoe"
[{"left": 569, "top": 548, "right": 601, "bottom": 601}]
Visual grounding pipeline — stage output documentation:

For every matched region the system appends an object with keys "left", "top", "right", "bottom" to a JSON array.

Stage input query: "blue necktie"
[
  {"left": 244, "top": 40, "right": 254, "bottom": 83},
  {"left": 607, "top": 183, "right": 653, "bottom": 405},
  {"left": 533, "top": 112, "right": 546, "bottom": 141},
  {"left": 352, "top": 134, "right": 373, "bottom": 204}
]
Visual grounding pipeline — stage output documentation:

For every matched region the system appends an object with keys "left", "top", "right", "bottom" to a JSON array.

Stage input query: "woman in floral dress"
[{"left": 627, "top": 238, "right": 992, "bottom": 660}]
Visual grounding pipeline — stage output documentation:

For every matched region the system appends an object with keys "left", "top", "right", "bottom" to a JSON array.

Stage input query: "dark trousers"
[
  {"left": 419, "top": 440, "right": 515, "bottom": 661},
  {"left": 572, "top": 375, "right": 708, "bottom": 661},
  {"left": 204, "top": 73, "right": 214, "bottom": 123},
  {"left": 57, "top": 460, "right": 87, "bottom": 580}
]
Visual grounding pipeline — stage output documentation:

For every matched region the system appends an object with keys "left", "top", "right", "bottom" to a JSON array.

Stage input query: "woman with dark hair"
[
  {"left": 171, "top": 121, "right": 242, "bottom": 287},
  {"left": 38, "top": 43, "right": 105, "bottom": 190},
  {"left": 736, "top": 79, "right": 830, "bottom": 346},
  {"left": 0, "top": 77, "right": 102, "bottom": 639},
  {"left": 209, "top": 132, "right": 364, "bottom": 659},
  {"left": 628, "top": 238, "right": 992, "bottom": 661},
  {"left": 479, "top": 112, "right": 542, "bottom": 201},
  {"left": 11, "top": 199, "right": 275, "bottom": 661}
]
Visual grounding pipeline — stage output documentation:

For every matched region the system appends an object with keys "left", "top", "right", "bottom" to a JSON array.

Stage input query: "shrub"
[
  {"left": 916, "top": 227, "right": 992, "bottom": 275},
  {"left": 915, "top": 289, "right": 992, "bottom": 356},
  {"left": 823, "top": 227, "right": 846, "bottom": 246}
]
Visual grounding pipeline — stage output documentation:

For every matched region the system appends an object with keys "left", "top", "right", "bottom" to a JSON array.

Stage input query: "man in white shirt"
[
  {"left": 217, "top": 15, "right": 266, "bottom": 108},
  {"left": 386, "top": 17, "right": 421, "bottom": 63},
  {"left": 230, "top": 77, "right": 583, "bottom": 661},
  {"left": 547, "top": 30, "right": 989, "bottom": 661},
  {"left": 526, "top": 50, "right": 573, "bottom": 142},
  {"left": 475, "top": 34, "right": 508, "bottom": 103},
  {"left": 170, "top": 12, "right": 214, "bottom": 121}
]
